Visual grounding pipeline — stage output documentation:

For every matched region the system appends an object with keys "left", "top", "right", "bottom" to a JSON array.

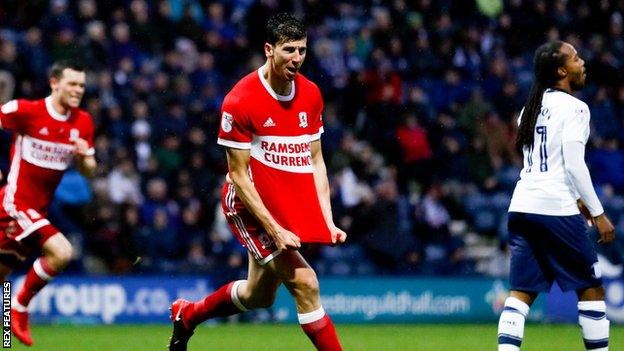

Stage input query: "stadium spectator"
[{"left": 395, "top": 113, "right": 434, "bottom": 190}]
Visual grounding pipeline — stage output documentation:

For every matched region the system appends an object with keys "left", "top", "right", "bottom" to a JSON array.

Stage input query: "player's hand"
[
  {"left": 594, "top": 213, "right": 615, "bottom": 244},
  {"left": 72, "top": 137, "right": 90, "bottom": 157},
  {"left": 329, "top": 224, "right": 347, "bottom": 244},
  {"left": 270, "top": 227, "right": 301, "bottom": 251}
]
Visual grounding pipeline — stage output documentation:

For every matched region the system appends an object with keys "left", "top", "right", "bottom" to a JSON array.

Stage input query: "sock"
[
  {"left": 186, "top": 280, "right": 247, "bottom": 327},
  {"left": 578, "top": 301, "right": 609, "bottom": 351},
  {"left": 498, "top": 297, "right": 530, "bottom": 351},
  {"left": 14, "top": 257, "right": 58, "bottom": 310},
  {"left": 299, "top": 307, "right": 342, "bottom": 351}
]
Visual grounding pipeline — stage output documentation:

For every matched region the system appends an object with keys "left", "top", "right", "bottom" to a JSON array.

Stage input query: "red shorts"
[
  {"left": 221, "top": 182, "right": 281, "bottom": 265},
  {"left": 0, "top": 205, "right": 59, "bottom": 267}
]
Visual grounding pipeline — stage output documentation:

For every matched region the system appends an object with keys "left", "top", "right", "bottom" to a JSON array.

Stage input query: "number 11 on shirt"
[{"left": 526, "top": 125, "right": 548, "bottom": 173}]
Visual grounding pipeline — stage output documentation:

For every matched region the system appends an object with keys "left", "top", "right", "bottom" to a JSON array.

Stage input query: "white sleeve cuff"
[{"left": 217, "top": 138, "right": 251, "bottom": 149}]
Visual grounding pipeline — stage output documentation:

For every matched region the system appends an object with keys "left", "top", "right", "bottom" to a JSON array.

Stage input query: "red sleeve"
[
  {"left": 0, "top": 99, "right": 30, "bottom": 133},
  {"left": 310, "top": 85, "right": 324, "bottom": 141},
  {"left": 217, "top": 94, "right": 253, "bottom": 149}
]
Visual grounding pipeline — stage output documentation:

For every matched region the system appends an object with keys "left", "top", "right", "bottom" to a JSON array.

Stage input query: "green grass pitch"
[{"left": 8, "top": 323, "right": 623, "bottom": 350}]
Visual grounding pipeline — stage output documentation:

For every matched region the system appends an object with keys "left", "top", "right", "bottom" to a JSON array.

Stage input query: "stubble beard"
[{"left": 570, "top": 75, "right": 585, "bottom": 91}]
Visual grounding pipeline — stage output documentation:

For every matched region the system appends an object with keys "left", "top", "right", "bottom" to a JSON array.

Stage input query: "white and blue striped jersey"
[{"left": 509, "top": 89, "right": 591, "bottom": 216}]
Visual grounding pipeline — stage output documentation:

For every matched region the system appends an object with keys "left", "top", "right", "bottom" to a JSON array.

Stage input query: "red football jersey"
[
  {"left": 0, "top": 97, "right": 95, "bottom": 214},
  {"left": 217, "top": 67, "right": 331, "bottom": 243}
]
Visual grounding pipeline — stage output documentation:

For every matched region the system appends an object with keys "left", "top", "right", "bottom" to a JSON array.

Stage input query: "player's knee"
[
  {"left": 577, "top": 286, "right": 605, "bottom": 301},
  {"left": 293, "top": 271, "right": 319, "bottom": 297},
  {"left": 48, "top": 242, "right": 73, "bottom": 268}
]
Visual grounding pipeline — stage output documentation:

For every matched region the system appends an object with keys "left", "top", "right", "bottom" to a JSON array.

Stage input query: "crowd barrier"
[{"left": 10, "top": 276, "right": 623, "bottom": 324}]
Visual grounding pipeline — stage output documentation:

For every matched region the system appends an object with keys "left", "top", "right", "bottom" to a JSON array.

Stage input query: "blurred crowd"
[{"left": 0, "top": 0, "right": 623, "bottom": 279}]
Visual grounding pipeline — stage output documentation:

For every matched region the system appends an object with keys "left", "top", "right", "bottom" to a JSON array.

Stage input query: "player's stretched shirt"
[
  {"left": 0, "top": 97, "right": 95, "bottom": 214},
  {"left": 217, "top": 66, "right": 331, "bottom": 243},
  {"left": 509, "top": 89, "right": 590, "bottom": 216}
]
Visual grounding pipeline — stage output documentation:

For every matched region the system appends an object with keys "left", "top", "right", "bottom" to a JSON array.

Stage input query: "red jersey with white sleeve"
[
  {"left": 218, "top": 66, "right": 331, "bottom": 244},
  {"left": 0, "top": 97, "right": 94, "bottom": 249}
]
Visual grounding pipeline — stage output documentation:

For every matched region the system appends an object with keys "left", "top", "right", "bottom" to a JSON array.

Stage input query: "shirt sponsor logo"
[
  {"left": 21, "top": 135, "right": 74, "bottom": 170},
  {"left": 251, "top": 135, "right": 314, "bottom": 173}
]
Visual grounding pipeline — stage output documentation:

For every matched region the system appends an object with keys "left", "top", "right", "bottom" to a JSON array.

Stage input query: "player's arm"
[
  {"left": 563, "top": 141, "right": 614, "bottom": 243},
  {"left": 225, "top": 147, "right": 301, "bottom": 250},
  {"left": 311, "top": 139, "right": 346, "bottom": 244},
  {"left": 577, "top": 199, "right": 593, "bottom": 226},
  {"left": 73, "top": 137, "right": 97, "bottom": 177}
]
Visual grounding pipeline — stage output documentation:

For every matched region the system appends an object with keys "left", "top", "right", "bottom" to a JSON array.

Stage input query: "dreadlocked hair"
[{"left": 516, "top": 41, "right": 566, "bottom": 150}]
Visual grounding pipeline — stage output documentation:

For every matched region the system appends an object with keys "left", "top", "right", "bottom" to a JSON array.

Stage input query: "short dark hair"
[
  {"left": 47, "top": 59, "right": 86, "bottom": 80},
  {"left": 265, "top": 13, "right": 306, "bottom": 45}
]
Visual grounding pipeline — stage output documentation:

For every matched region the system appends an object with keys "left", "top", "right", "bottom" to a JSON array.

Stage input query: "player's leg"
[
  {"left": 576, "top": 286, "right": 609, "bottom": 351},
  {"left": 498, "top": 290, "right": 536, "bottom": 351},
  {"left": 270, "top": 250, "right": 342, "bottom": 351},
  {"left": 9, "top": 216, "right": 66, "bottom": 346},
  {"left": 498, "top": 213, "right": 550, "bottom": 351},
  {"left": 539, "top": 214, "right": 609, "bottom": 351},
  {"left": 0, "top": 219, "right": 22, "bottom": 281},
  {"left": 169, "top": 183, "right": 284, "bottom": 351},
  {"left": 168, "top": 253, "right": 282, "bottom": 351},
  {"left": 0, "top": 261, "right": 13, "bottom": 282},
  {"left": 525, "top": 213, "right": 609, "bottom": 351},
  {"left": 180, "top": 252, "right": 282, "bottom": 328},
  {"left": 0, "top": 233, "right": 31, "bottom": 346},
  {"left": 15, "top": 232, "right": 71, "bottom": 312},
  {"left": 235, "top": 251, "right": 281, "bottom": 309},
  {"left": 0, "top": 254, "right": 19, "bottom": 281}
]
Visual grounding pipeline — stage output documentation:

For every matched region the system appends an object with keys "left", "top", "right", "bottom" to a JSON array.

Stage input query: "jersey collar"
[
  {"left": 257, "top": 65, "right": 296, "bottom": 102},
  {"left": 545, "top": 87, "right": 572, "bottom": 95},
  {"left": 45, "top": 96, "right": 70, "bottom": 121}
]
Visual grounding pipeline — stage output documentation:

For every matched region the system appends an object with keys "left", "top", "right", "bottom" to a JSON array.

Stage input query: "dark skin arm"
[{"left": 577, "top": 199, "right": 615, "bottom": 244}]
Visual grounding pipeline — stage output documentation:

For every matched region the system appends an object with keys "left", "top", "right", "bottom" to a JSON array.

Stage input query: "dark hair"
[
  {"left": 47, "top": 59, "right": 86, "bottom": 80},
  {"left": 516, "top": 41, "right": 566, "bottom": 150},
  {"left": 265, "top": 13, "right": 306, "bottom": 45}
]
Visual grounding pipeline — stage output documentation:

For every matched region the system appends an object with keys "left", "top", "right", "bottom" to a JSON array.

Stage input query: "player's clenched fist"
[
  {"left": 72, "top": 137, "right": 90, "bottom": 156},
  {"left": 594, "top": 214, "right": 615, "bottom": 244},
  {"left": 329, "top": 225, "right": 347, "bottom": 244},
  {"left": 271, "top": 228, "right": 301, "bottom": 250}
]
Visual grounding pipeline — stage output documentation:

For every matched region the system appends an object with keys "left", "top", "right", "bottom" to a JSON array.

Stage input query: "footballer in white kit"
[
  {"left": 510, "top": 89, "right": 592, "bottom": 217},
  {"left": 498, "top": 41, "right": 615, "bottom": 351},
  {"left": 508, "top": 88, "right": 602, "bottom": 292}
]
